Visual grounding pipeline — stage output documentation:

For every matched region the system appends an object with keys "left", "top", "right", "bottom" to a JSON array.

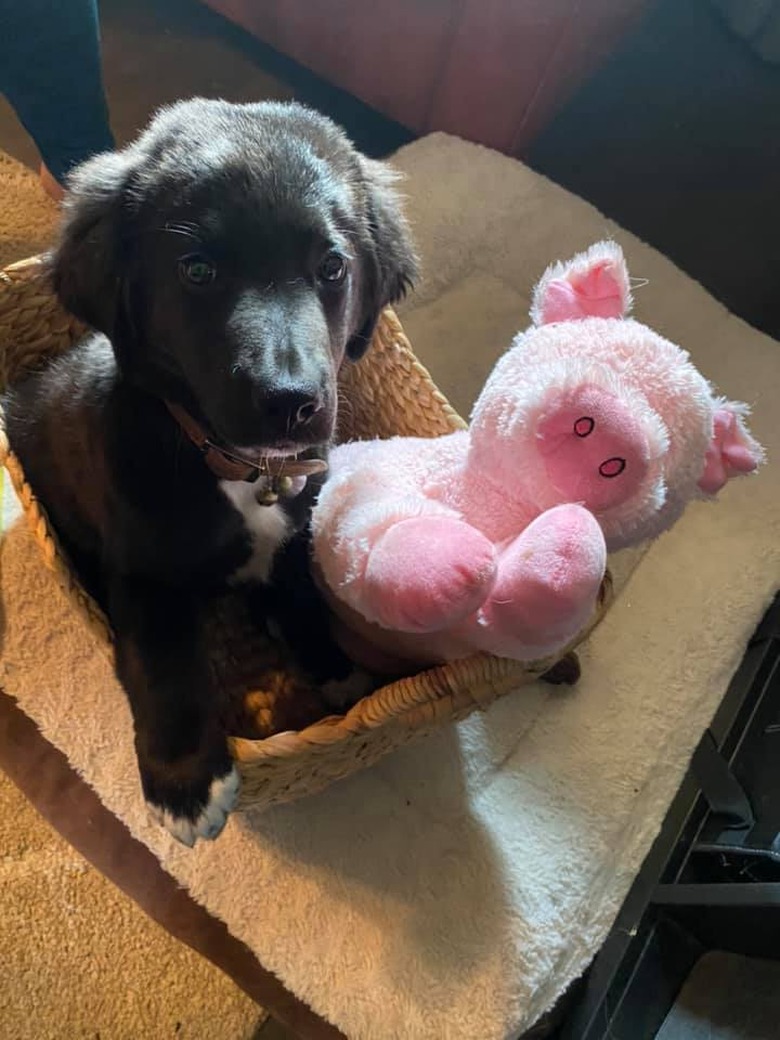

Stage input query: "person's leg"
[{"left": 0, "top": 0, "right": 114, "bottom": 193}]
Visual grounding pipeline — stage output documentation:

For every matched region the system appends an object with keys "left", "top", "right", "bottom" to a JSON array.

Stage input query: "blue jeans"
[{"left": 0, "top": 0, "right": 114, "bottom": 183}]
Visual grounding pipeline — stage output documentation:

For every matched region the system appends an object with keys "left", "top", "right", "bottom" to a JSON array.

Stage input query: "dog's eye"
[
  {"left": 179, "top": 254, "right": 217, "bottom": 287},
  {"left": 318, "top": 252, "right": 348, "bottom": 285}
]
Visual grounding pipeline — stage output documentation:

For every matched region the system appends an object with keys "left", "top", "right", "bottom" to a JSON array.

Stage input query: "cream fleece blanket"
[{"left": 1, "top": 134, "right": 778, "bottom": 1040}]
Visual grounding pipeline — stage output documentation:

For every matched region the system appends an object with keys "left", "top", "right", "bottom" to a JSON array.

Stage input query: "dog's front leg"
[
  {"left": 261, "top": 531, "right": 378, "bottom": 710},
  {"left": 109, "top": 574, "right": 239, "bottom": 846}
]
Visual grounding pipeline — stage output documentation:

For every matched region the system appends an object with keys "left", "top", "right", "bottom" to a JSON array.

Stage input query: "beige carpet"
[{"left": 0, "top": 151, "right": 266, "bottom": 1040}]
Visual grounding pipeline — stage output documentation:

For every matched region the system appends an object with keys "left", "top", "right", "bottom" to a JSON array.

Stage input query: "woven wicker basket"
[{"left": 0, "top": 255, "right": 612, "bottom": 811}]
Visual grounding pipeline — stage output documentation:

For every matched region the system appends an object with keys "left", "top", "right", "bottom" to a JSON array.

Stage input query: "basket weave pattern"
[{"left": 0, "top": 256, "right": 610, "bottom": 811}]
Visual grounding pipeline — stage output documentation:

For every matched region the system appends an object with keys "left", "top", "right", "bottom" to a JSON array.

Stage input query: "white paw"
[
  {"left": 148, "top": 766, "right": 241, "bottom": 847},
  {"left": 321, "top": 669, "right": 376, "bottom": 711}
]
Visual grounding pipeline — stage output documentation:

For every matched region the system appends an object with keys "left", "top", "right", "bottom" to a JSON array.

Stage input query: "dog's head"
[{"left": 53, "top": 99, "right": 417, "bottom": 451}]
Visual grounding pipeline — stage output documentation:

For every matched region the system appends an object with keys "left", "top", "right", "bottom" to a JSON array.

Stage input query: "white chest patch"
[{"left": 219, "top": 480, "right": 291, "bottom": 584}]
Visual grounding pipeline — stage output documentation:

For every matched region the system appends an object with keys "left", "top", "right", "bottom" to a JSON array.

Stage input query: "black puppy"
[{"left": 4, "top": 99, "right": 416, "bottom": 845}]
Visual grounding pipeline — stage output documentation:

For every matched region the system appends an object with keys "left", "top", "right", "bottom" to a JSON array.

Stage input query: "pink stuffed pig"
[{"left": 312, "top": 241, "right": 765, "bottom": 665}]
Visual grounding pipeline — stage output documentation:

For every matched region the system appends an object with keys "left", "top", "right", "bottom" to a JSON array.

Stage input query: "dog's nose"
[{"left": 253, "top": 384, "right": 324, "bottom": 433}]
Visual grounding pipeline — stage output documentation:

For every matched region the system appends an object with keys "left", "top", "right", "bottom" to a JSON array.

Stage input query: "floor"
[
  {"left": 656, "top": 950, "right": 780, "bottom": 1039},
  {"left": 0, "top": 725, "right": 267, "bottom": 1040}
]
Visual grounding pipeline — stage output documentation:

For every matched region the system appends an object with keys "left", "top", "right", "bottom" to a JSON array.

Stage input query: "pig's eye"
[{"left": 600, "top": 457, "right": 626, "bottom": 478}]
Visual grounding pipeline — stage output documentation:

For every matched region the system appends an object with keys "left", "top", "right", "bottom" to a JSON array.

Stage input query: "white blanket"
[{"left": 1, "top": 134, "right": 778, "bottom": 1039}]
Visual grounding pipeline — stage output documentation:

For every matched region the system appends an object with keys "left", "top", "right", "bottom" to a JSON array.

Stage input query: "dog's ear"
[
  {"left": 347, "top": 158, "right": 419, "bottom": 361},
  {"left": 52, "top": 148, "right": 139, "bottom": 335}
]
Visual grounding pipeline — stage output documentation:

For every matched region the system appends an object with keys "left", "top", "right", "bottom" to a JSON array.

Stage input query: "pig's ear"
[
  {"left": 698, "top": 401, "right": 765, "bottom": 495},
  {"left": 530, "top": 240, "right": 632, "bottom": 326}
]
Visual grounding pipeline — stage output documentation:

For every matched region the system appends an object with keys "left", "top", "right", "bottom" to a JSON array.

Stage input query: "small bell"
[
  {"left": 254, "top": 465, "right": 314, "bottom": 505},
  {"left": 256, "top": 481, "right": 279, "bottom": 506}
]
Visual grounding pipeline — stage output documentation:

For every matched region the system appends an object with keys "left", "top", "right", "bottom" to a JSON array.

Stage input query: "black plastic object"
[{"left": 556, "top": 592, "right": 780, "bottom": 1040}]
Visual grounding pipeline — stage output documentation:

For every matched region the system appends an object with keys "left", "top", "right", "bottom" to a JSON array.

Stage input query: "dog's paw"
[
  {"left": 321, "top": 668, "right": 377, "bottom": 712},
  {"left": 143, "top": 761, "right": 241, "bottom": 848}
]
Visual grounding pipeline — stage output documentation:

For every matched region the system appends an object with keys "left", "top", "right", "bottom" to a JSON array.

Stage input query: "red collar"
[{"left": 165, "top": 400, "right": 328, "bottom": 487}]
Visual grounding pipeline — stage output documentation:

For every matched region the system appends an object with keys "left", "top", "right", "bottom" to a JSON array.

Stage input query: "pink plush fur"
[{"left": 312, "top": 242, "right": 766, "bottom": 666}]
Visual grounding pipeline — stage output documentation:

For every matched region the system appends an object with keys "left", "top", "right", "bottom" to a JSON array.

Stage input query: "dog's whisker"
[
  {"left": 172, "top": 426, "right": 184, "bottom": 485},
  {"left": 327, "top": 226, "right": 356, "bottom": 255},
  {"left": 337, "top": 386, "right": 357, "bottom": 421},
  {"left": 159, "top": 222, "right": 204, "bottom": 242},
  {"left": 167, "top": 220, "right": 201, "bottom": 233}
]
